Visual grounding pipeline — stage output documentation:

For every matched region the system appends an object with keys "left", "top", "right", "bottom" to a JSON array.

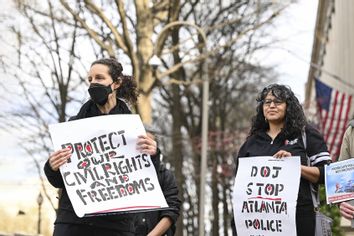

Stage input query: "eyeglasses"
[{"left": 263, "top": 99, "right": 285, "bottom": 106}]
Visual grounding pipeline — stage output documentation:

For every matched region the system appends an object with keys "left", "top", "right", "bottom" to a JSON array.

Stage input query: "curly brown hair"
[
  {"left": 117, "top": 75, "right": 139, "bottom": 105},
  {"left": 91, "top": 58, "right": 139, "bottom": 105}
]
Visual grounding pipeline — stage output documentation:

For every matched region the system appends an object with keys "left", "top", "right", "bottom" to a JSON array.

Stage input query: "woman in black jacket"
[
  {"left": 233, "top": 84, "right": 331, "bottom": 236},
  {"left": 44, "top": 58, "right": 161, "bottom": 236}
]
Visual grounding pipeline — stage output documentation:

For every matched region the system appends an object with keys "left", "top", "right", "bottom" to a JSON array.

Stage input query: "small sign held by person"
[{"left": 325, "top": 158, "right": 354, "bottom": 204}]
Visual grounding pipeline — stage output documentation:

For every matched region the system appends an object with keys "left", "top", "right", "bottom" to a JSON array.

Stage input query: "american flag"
[{"left": 315, "top": 79, "right": 353, "bottom": 161}]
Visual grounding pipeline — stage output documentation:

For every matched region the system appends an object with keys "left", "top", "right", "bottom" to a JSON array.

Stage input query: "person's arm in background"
[
  {"left": 339, "top": 125, "right": 354, "bottom": 219},
  {"left": 147, "top": 217, "right": 173, "bottom": 236},
  {"left": 148, "top": 165, "right": 181, "bottom": 236},
  {"left": 338, "top": 126, "right": 353, "bottom": 161}
]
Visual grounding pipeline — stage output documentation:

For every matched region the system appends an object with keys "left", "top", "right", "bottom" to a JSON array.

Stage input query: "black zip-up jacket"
[
  {"left": 232, "top": 125, "right": 332, "bottom": 236},
  {"left": 235, "top": 124, "right": 331, "bottom": 209},
  {"left": 44, "top": 100, "right": 161, "bottom": 232}
]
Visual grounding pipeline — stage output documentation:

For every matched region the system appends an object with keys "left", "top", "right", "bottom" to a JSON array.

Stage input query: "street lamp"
[
  {"left": 37, "top": 192, "right": 43, "bottom": 235},
  {"left": 150, "top": 21, "right": 209, "bottom": 236}
]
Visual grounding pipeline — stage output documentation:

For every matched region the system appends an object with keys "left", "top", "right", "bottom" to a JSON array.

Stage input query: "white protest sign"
[
  {"left": 49, "top": 114, "right": 168, "bottom": 217},
  {"left": 325, "top": 158, "right": 354, "bottom": 204},
  {"left": 233, "top": 156, "right": 300, "bottom": 236}
]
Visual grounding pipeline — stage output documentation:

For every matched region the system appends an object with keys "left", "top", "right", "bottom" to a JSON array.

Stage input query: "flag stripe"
[
  {"left": 321, "top": 106, "right": 329, "bottom": 136},
  {"left": 315, "top": 79, "right": 353, "bottom": 160},
  {"left": 328, "top": 93, "right": 344, "bottom": 153},
  {"left": 335, "top": 95, "right": 353, "bottom": 158},
  {"left": 324, "top": 90, "right": 339, "bottom": 142}
]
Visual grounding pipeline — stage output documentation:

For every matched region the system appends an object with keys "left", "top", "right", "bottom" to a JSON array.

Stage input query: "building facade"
[
  {"left": 305, "top": 0, "right": 354, "bottom": 160},
  {"left": 305, "top": 1, "right": 354, "bottom": 234}
]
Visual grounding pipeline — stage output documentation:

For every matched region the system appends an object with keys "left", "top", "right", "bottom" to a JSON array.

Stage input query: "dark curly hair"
[
  {"left": 91, "top": 58, "right": 139, "bottom": 105},
  {"left": 117, "top": 75, "right": 139, "bottom": 105},
  {"left": 250, "top": 84, "right": 307, "bottom": 139}
]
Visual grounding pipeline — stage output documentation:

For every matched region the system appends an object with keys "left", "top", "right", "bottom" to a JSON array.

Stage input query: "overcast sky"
[{"left": 265, "top": 0, "right": 318, "bottom": 102}]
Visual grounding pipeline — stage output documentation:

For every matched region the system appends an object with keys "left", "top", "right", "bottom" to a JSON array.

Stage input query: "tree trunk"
[
  {"left": 172, "top": 101, "right": 184, "bottom": 236},
  {"left": 137, "top": 93, "right": 152, "bottom": 124},
  {"left": 135, "top": 0, "right": 155, "bottom": 124}
]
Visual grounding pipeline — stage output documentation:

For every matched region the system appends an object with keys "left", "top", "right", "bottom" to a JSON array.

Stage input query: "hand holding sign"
[
  {"left": 273, "top": 150, "right": 292, "bottom": 158},
  {"left": 340, "top": 201, "right": 354, "bottom": 220},
  {"left": 49, "top": 148, "right": 72, "bottom": 171},
  {"left": 136, "top": 134, "right": 157, "bottom": 156}
]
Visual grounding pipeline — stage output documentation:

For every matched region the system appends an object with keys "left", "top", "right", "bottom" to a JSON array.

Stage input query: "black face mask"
[{"left": 88, "top": 83, "right": 113, "bottom": 106}]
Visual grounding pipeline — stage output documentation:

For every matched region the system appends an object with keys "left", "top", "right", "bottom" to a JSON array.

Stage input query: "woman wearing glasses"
[{"left": 233, "top": 84, "right": 331, "bottom": 235}]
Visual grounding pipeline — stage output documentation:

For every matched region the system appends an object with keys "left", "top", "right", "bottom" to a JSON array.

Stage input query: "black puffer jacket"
[
  {"left": 134, "top": 163, "right": 181, "bottom": 235},
  {"left": 44, "top": 99, "right": 161, "bottom": 232}
]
